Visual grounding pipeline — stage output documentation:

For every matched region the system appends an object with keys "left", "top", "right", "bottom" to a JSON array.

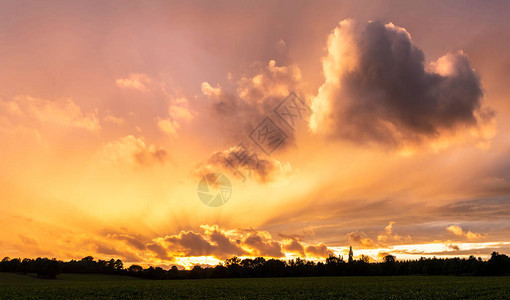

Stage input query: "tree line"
[{"left": 1, "top": 251, "right": 509, "bottom": 279}]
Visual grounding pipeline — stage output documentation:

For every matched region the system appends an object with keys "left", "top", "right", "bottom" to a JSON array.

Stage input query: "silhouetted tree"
[
  {"left": 2, "top": 252, "right": 510, "bottom": 279},
  {"left": 128, "top": 264, "right": 143, "bottom": 273},
  {"left": 35, "top": 258, "right": 62, "bottom": 279},
  {"left": 487, "top": 252, "right": 510, "bottom": 275},
  {"left": 383, "top": 254, "right": 397, "bottom": 275}
]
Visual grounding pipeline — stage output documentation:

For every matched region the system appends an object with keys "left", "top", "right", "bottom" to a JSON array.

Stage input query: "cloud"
[
  {"left": 377, "top": 221, "right": 411, "bottom": 245},
  {"left": 282, "top": 238, "right": 305, "bottom": 257},
  {"left": 195, "top": 145, "right": 291, "bottom": 183},
  {"left": 305, "top": 243, "right": 334, "bottom": 258},
  {"left": 236, "top": 60, "right": 301, "bottom": 101},
  {"left": 347, "top": 231, "right": 376, "bottom": 248},
  {"left": 116, "top": 73, "right": 151, "bottom": 91},
  {"left": 157, "top": 92, "right": 193, "bottom": 139},
  {"left": 150, "top": 225, "right": 334, "bottom": 260},
  {"left": 447, "top": 243, "right": 460, "bottom": 251},
  {"left": 107, "top": 233, "right": 147, "bottom": 250},
  {"left": 446, "top": 225, "right": 483, "bottom": 240},
  {"left": 146, "top": 243, "right": 173, "bottom": 261},
  {"left": 157, "top": 98, "right": 193, "bottom": 139},
  {"left": 115, "top": 72, "right": 193, "bottom": 139},
  {"left": 94, "top": 242, "right": 141, "bottom": 262},
  {"left": 201, "top": 59, "right": 304, "bottom": 143},
  {"left": 0, "top": 95, "right": 100, "bottom": 132},
  {"left": 310, "top": 20, "right": 495, "bottom": 150},
  {"left": 104, "top": 115, "right": 125, "bottom": 126},
  {"left": 377, "top": 251, "right": 392, "bottom": 259},
  {"left": 242, "top": 230, "right": 283, "bottom": 257},
  {"left": 18, "top": 234, "right": 38, "bottom": 246},
  {"left": 102, "top": 135, "right": 167, "bottom": 167},
  {"left": 195, "top": 60, "right": 307, "bottom": 184},
  {"left": 157, "top": 119, "right": 180, "bottom": 139},
  {"left": 163, "top": 227, "right": 247, "bottom": 259},
  {"left": 348, "top": 222, "right": 410, "bottom": 248},
  {"left": 201, "top": 82, "right": 222, "bottom": 97}
]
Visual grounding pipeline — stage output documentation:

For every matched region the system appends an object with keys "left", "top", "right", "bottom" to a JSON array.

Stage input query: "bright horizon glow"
[{"left": 1, "top": 1, "right": 510, "bottom": 270}]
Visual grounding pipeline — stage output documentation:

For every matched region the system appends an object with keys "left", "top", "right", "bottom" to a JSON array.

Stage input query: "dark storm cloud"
[{"left": 311, "top": 20, "right": 494, "bottom": 148}]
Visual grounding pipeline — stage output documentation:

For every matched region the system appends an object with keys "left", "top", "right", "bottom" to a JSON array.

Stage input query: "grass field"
[{"left": 0, "top": 273, "right": 509, "bottom": 299}]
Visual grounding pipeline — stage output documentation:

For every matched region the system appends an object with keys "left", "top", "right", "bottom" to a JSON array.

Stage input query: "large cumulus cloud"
[{"left": 310, "top": 20, "right": 495, "bottom": 149}]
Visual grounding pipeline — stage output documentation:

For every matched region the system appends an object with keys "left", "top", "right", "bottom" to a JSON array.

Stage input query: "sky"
[{"left": 1, "top": 0, "right": 510, "bottom": 269}]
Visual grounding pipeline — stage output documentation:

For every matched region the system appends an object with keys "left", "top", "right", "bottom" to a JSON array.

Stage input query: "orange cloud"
[
  {"left": 116, "top": 73, "right": 151, "bottom": 91},
  {"left": 305, "top": 243, "right": 334, "bottom": 258},
  {"left": 195, "top": 144, "right": 291, "bottom": 184},
  {"left": 347, "top": 231, "right": 376, "bottom": 248},
  {"left": 348, "top": 222, "right": 411, "bottom": 248},
  {"left": 146, "top": 225, "right": 336, "bottom": 261},
  {"left": 199, "top": 60, "right": 304, "bottom": 143},
  {"left": 377, "top": 222, "right": 411, "bottom": 245},
  {"left": 102, "top": 135, "right": 167, "bottom": 167},
  {"left": 0, "top": 95, "right": 100, "bottom": 132},
  {"left": 446, "top": 225, "right": 483, "bottom": 240},
  {"left": 201, "top": 82, "right": 222, "bottom": 97}
]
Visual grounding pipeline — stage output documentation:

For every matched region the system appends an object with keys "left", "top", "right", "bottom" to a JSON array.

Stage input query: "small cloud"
[
  {"left": 116, "top": 73, "right": 151, "bottom": 91},
  {"left": 157, "top": 97, "right": 193, "bottom": 139},
  {"left": 157, "top": 119, "right": 180, "bottom": 138},
  {"left": 377, "top": 221, "right": 411, "bottom": 245},
  {"left": 102, "top": 135, "right": 167, "bottom": 167},
  {"left": 0, "top": 95, "right": 100, "bottom": 131},
  {"left": 195, "top": 145, "right": 291, "bottom": 184},
  {"left": 446, "top": 225, "right": 483, "bottom": 240},
  {"left": 200, "top": 60, "right": 304, "bottom": 143},
  {"left": 146, "top": 243, "right": 173, "bottom": 261},
  {"left": 447, "top": 243, "right": 460, "bottom": 251},
  {"left": 106, "top": 233, "right": 146, "bottom": 250},
  {"left": 347, "top": 231, "right": 376, "bottom": 248},
  {"left": 242, "top": 231, "right": 283, "bottom": 258},
  {"left": 169, "top": 97, "right": 193, "bottom": 122},
  {"left": 282, "top": 238, "right": 305, "bottom": 257},
  {"left": 104, "top": 115, "right": 125, "bottom": 126},
  {"left": 348, "top": 222, "right": 411, "bottom": 248},
  {"left": 18, "top": 234, "right": 38, "bottom": 246},
  {"left": 305, "top": 243, "right": 334, "bottom": 259},
  {"left": 201, "top": 82, "right": 222, "bottom": 97},
  {"left": 377, "top": 251, "right": 391, "bottom": 259}
]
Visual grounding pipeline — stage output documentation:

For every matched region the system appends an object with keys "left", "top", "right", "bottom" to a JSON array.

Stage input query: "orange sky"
[{"left": 1, "top": 0, "right": 510, "bottom": 269}]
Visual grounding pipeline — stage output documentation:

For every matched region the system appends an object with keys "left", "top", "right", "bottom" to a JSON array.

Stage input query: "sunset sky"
[{"left": 1, "top": 0, "right": 510, "bottom": 269}]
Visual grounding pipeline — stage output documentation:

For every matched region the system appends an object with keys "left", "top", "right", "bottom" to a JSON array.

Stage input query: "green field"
[{"left": 0, "top": 273, "right": 509, "bottom": 299}]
